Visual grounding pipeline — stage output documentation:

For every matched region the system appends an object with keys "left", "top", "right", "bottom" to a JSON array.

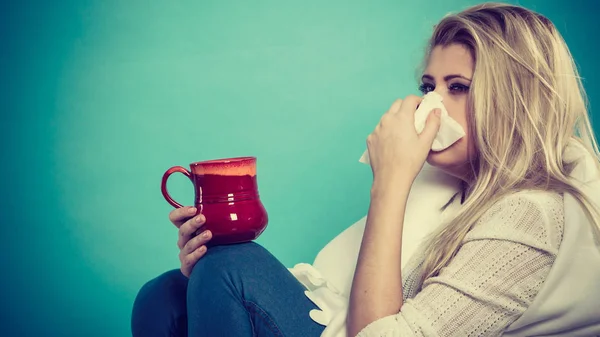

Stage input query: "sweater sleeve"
[{"left": 356, "top": 191, "right": 564, "bottom": 337}]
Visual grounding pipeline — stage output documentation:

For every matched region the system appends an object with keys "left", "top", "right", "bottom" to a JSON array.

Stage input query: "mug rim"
[{"left": 190, "top": 156, "right": 256, "bottom": 166}]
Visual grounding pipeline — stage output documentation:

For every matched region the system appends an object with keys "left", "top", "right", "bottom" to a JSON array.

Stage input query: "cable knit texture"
[{"left": 357, "top": 190, "right": 564, "bottom": 337}]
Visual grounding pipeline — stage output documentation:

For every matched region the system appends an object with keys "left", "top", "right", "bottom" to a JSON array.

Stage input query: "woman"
[{"left": 132, "top": 3, "right": 600, "bottom": 336}]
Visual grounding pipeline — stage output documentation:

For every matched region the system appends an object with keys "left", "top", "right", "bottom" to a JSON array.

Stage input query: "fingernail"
[
  {"left": 189, "top": 207, "right": 197, "bottom": 214},
  {"left": 434, "top": 109, "right": 441, "bottom": 116},
  {"left": 196, "top": 215, "right": 204, "bottom": 223},
  {"left": 202, "top": 230, "right": 210, "bottom": 238}
]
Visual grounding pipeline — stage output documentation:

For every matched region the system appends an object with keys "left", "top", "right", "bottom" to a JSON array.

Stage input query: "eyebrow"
[{"left": 422, "top": 74, "right": 472, "bottom": 82}]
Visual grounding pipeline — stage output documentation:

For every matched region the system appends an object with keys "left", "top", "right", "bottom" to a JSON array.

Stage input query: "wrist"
[{"left": 371, "top": 174, "right": 413, "bottom": 197}]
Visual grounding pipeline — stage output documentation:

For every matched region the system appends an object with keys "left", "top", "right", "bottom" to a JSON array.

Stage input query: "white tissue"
[{"left": 359, "top": 92, "right": 465, "bottom": 164}]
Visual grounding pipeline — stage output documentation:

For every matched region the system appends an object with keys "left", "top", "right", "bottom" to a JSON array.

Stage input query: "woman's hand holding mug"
[{"left": 169, "top": 206, "right": 213, "bottom": 278}]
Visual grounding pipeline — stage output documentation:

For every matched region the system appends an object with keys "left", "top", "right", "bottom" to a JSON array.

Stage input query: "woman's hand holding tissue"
[
  {"left": 348, "top": 96, "right": 442, "bottom": 336},
  {"left": 367, "top": 95, "right": 441, "bottom": 188}
]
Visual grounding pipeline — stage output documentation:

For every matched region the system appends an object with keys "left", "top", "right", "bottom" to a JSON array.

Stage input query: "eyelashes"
[
  {"left": 418, "top": 83, "right": 470, "bottom": 95},
  {"left": 418, "top": 83, "right": 435, "bottom": 94}
]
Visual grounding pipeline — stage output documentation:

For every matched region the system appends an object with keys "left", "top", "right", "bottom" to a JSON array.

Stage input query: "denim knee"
[
  {"left": 188, "top": 242, "right": 266, "bottom": 281},
  {"left": 187, "top": 242, "right": 271, "bottom": 296}
]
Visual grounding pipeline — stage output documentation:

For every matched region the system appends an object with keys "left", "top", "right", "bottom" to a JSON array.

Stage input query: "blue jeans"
[{"left": 131, "top": 242, "right": 326, "bottom": 337}]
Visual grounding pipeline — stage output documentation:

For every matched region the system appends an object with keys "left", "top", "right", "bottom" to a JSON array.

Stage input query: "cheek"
[
  {"left": 445, "top": 98, "right": 472, "bottom": 156},
  {"left": 444, "top": 98, "right": 469, "bottom": 132}
]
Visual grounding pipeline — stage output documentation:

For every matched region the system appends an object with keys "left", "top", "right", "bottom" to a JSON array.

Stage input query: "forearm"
[{"left": 347, "top": 177, "right": 411, "bottom": 336}]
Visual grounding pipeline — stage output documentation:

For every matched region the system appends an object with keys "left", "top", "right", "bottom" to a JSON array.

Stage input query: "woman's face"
[{"left": 420, "top": 44, "right": 476, "bottom": 182}]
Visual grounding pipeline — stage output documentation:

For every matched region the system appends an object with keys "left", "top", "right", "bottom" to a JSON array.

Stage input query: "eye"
[
  {"left": 419, "top": 83, "right": 435, "bottom": 94},
  {"left": 449, "top": 83, "right": 470, "bottom": 93}
]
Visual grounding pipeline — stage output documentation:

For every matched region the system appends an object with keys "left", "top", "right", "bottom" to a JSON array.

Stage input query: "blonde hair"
[{"left": 419, "top": 3, "right": 600, "bottom": 283}]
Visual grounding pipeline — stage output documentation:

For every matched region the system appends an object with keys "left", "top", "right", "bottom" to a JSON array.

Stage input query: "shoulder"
[{"left": 466, "top": 190, "right": 564, "bottom": 254}]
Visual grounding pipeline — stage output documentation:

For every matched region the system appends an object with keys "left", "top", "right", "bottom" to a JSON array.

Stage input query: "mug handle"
[{"left": 161, "top": 166, "right": 192, "bottom": 208}]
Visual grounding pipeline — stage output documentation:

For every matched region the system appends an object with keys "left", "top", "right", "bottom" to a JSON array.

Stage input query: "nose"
[{"left": 434, "top": 89, "right": 448, "bottom": 99}]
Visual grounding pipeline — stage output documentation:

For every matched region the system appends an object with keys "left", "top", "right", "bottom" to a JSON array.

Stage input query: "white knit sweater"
[
  {"left": 289, "top": 140, "right": 600, "bottom": 337},
  {"left": 357, "top": 190, "right": 564, "bottom": 336}
]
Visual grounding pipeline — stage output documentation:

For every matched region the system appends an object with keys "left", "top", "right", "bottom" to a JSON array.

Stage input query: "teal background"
[{"left": 1, "top": 1, "right": 598, "bottom": 336}]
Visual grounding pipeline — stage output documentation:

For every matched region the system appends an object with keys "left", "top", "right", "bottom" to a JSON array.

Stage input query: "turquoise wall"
[{"left": 1, "top": 1, "right": 598, "bottom": 336}]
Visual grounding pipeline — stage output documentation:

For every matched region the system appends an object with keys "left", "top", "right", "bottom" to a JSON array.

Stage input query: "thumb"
[{"left": 419, "top": 109, "right": 442, "bottom": 146}]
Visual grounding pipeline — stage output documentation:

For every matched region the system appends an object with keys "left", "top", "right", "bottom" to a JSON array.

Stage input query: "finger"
[
  {"left": 169, "top": 206, "right": 197, "bottom": 228},
  {"left": 182, "top": 230, "right": 212, "bottom": 255},
  {"left": 386, "top": 99, "right": 403, "bottom": 115},
  {"left": 396, "top": 95, "right": 422, "bottom": 116},
  {"left": 419, "top": 109, "right": 442, "bottom": 146},
  {"left": 180, "top": 245, "right": 208, "bottom": 278},
  {"left": 177, "top": 214, "right": 206, "bottom": 249}
]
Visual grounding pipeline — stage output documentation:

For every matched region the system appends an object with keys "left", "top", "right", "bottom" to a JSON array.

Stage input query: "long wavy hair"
[{"left": 418, "top": 2, "right": 600, "bottom": 283}]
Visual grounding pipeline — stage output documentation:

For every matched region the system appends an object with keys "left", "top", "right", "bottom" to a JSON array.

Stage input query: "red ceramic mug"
[{"left": 161, "top": 156, "right": 268, "bottom": 246}]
